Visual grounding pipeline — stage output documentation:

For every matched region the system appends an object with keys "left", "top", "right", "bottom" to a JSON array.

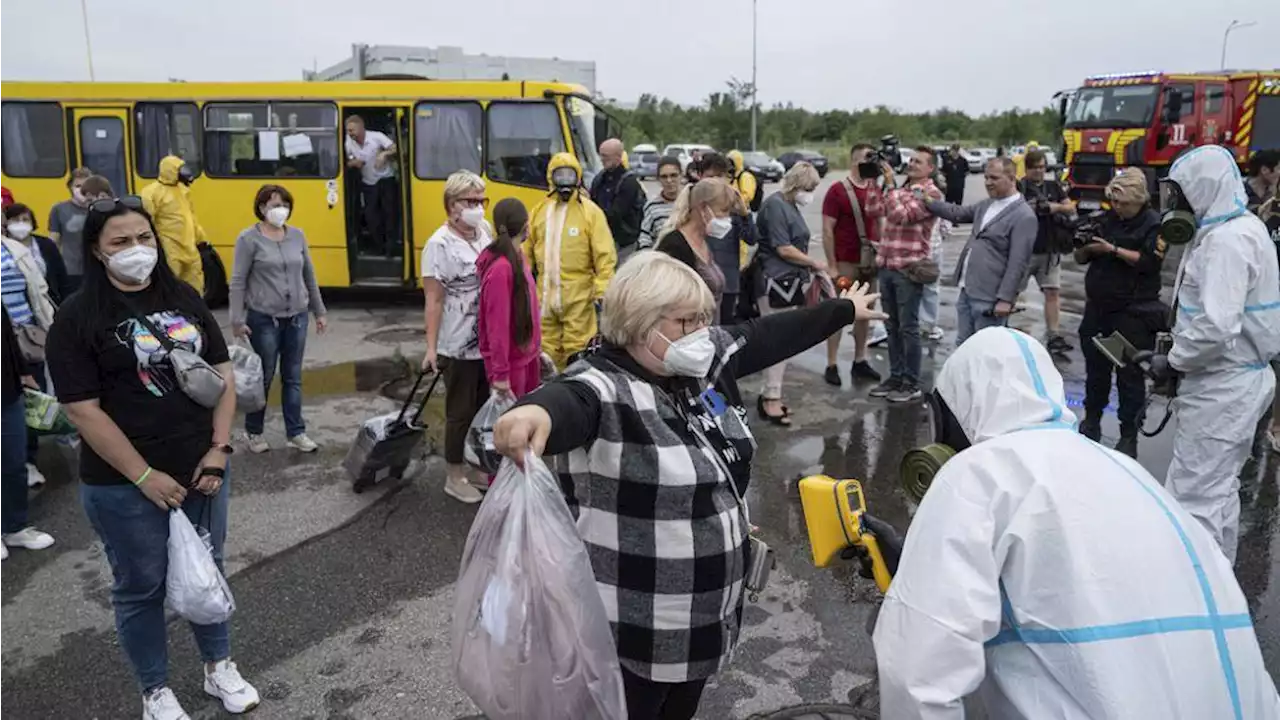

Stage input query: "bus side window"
[
  {"left": 413, "top": 102, "right": 483, "bottom": 180},
  {"left": 486, "top": 102, "right": 566, "bottom": 188},
  {"left": 1, "top": 102, "right": 67, "bottom": 178},
  {"left": 135, "top": 102, "right": 203, "bottom": 177},
  {"left": 204, "top": 101, "right": 338, "bottom": 178}
]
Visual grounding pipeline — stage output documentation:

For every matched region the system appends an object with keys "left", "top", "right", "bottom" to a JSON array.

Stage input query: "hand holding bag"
[{"left": 228, "top": 341, "right": 266, "bottom": 413}]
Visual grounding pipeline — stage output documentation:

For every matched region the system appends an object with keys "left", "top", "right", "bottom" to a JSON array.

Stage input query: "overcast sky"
[{"left": 2, "top": 0, "right": 1276, "bottom": 115}]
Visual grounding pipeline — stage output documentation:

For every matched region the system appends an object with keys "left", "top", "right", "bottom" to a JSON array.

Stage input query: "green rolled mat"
[{"left": 899, "top": 443, "right": 957, "bottom": 503}]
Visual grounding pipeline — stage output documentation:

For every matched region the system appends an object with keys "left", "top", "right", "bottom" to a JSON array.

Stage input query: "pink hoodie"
[{"left": 476, "top": 247, "right": 542, "bottom": 391}]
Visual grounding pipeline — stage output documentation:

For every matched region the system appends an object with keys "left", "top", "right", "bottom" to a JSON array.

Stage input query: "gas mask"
[
  {"left": 1158, "top": 179, "right": 1197, "bottom": 246},
  {"left": 899, "top": 389, "right": 971, "bottom": 502},
  {"left": 551, "top": 167, "right": 579, "bottom": 201},
  {"left": 177, "top": 165, "right": 196, "bottom": 186}
]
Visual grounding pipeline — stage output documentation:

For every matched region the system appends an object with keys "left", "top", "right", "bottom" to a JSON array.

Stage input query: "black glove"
[
  {"left": 855, "top": 513, "right": 903, "bottom": 579},
  {"left": 1132, "top": 350, "right": 1175, "bottom": 384}
]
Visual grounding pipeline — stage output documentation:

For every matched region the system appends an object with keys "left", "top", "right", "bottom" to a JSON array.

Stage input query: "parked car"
[
  {"left": 741, "top": 151, "right": 784, "bottom": 182},
  {"left": 777, "top": 150, "right": 829, "bottom": 178},
  {"left": 630, "top": 149, "right": 660, "bottom": 179},
  {"left": 662, "top": 143, "right": 715, "bottom": 172},
  {"left": 965, "top": 147, "right": 997, "bottom": 173}
]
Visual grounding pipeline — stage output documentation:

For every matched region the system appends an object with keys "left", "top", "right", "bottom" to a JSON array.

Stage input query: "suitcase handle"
[{"left": 395, "top": 370, "right": 441, "bottom": 429}]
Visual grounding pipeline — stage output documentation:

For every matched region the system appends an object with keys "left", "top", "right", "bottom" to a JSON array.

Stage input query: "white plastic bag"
[
  {"left": 166, "top": 510, "right": 235, "bottom": 625},
  {"left": 229, "top": 343, "right": 266, "bottom": 414},
  {"left": 464, "top": 391, "right": 516, "bottom": 474},
  {"left": 453, "top": 453, "right": 626, "bottom": 720}
]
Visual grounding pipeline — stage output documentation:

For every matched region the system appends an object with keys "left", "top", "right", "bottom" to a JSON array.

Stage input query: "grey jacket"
[
  {"left": 229, "top": 225, "right": 326, "bottom": 328},
  {"left": 928, "top": 197, "right": 1038, "bottom": 304}
]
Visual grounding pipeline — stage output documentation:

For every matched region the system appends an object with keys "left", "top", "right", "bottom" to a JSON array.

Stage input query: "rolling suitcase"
[{"left": 343, "top": 371, "right": 441, "bottom": 493}]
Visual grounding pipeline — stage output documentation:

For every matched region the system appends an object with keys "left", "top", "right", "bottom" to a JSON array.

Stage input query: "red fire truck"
[{"left": 1058, "top": 69, "right": 1280, "bottom": 210}]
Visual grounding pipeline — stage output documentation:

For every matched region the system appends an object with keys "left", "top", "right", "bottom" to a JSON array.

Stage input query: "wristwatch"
[{"left": 211, "top": 442, "right": 235, "bottom": 455}]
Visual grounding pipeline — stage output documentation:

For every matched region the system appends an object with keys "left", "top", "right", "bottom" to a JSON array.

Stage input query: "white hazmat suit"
[
  {"left": 1166, "top": 145, "right": 1280, "bottom": 564},
  {"left": 873, "top": 326, "right": 1279, "bottom": 720}
]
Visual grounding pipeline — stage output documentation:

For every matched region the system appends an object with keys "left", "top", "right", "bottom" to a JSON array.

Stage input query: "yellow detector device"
[{"left": 798, "top": 475, "right": 893, "bottom": 593}]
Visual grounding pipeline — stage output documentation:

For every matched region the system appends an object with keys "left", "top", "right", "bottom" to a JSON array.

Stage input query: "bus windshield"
[
  {"left": 565, "top": 96, "right": 604, "bottom": 186},
  {"left": 1065, "top": 85, "right": 1159, "bottom": 129}
]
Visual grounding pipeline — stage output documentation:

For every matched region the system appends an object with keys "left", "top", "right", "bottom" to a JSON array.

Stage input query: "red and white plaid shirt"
[{"left": 876, "top": 179, "right": 943, "bottom": 270}]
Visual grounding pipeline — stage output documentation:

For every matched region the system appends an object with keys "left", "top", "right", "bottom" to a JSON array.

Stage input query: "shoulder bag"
[
  {"left": 126, "top": 302, "right": 226, "bottom": 409},
  {"left": 842, "top": 178, "right": 876, "bottom": 272}
]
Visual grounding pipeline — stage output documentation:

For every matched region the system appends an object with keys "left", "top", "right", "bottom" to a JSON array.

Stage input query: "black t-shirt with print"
[{"left": 47, "top": 282, "right": 230, "bottom": 486}]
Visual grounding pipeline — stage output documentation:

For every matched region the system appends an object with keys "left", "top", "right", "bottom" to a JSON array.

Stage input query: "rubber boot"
[
  {"left": 1114, "top": 434, "right": 1138, "bottom": 459},
  {"left": 1078, "top": 412, "right": 1103, "bottom": 442}
]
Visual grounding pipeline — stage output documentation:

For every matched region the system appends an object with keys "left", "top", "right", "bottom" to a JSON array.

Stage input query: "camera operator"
[
  {"left": 1020, "top": 149, "right": 1076, "bottom": 354},
  {"left": 1073, "top": 168, "right": 1165, "bottom": 458}
]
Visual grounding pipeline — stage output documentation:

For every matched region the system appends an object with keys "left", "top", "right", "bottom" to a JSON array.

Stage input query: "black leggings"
[
  {"left": 440, "top": 356, "right": 488, "bottom": 465},
  {"left": 622, "top": 668, "right": 709, "bottom": 720}
]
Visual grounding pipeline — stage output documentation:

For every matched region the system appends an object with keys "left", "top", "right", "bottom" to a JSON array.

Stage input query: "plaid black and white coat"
[{"left": 520, "top": 299, "right": 857, "bottom": 683}]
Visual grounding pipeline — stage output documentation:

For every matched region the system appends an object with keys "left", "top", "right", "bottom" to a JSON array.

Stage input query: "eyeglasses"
[
  {"left": 89, "top": 195, "right": 145, "bottom": 215},
  {"left": 457, "top": 197, "right": 490, "bottom": 209},
  {"left": 664, "top": 314, "right": 711, "bottom": 336}
]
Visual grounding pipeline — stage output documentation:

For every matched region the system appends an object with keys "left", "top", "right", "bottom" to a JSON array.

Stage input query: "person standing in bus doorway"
[
  {"left": 140, "top": 155, "right": 206, "bottom": 295},
  {"left": 344, "top": 115, "right": 400, "bottom": 257},
  {"left": 526, "top": 153, "right": 616, "bottom": 369},
  {"left": 48, "top": 167, "right": 93, "bottom": 293}
]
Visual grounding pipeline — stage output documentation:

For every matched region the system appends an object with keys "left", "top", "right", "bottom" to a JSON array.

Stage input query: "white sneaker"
[
  {"left": 2, "top": 544, "right": 8, "bottom": 561},
  {"left": 868, "top": 321, "right": 889, "bottom": 347},
  {"left": 142, "top": 687, "right": 190, "bottom": 720},
  {"left": 444, "top": 476, "right": 484, "bottom": 504},
  {"left": 245, "top": 434, "right": 270, "bottom": 454},
  {"left": 928, "top": 326, "right": 945, "bottom": 341},
  {"left": 203, "top": 659, "right": 261, "bottom": 714},
  {"left": 2, "top": 527, "right": 55, "bottom": 550},
  {"left": 287, "top": 434, "right": 318, "bottom": 453},
  {"left": 26, "top": 463, "right": 46, "bottom": 487}
]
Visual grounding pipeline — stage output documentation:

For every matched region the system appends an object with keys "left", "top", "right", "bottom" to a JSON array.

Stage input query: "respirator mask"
[
  {"left": 1158, "top": 179, "right": 1198, "bottom": 246},
  {"left": 551, "top": 167, "right": 579, "bottom": 201},
  {"left": 898, "top": 389, "right": 971, "bottom": 503}
]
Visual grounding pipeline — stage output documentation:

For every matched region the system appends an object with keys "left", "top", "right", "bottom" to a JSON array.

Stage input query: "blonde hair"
[
  {"left": 1105, "top": 168, "right": 1150, "bottom": 205},
  {"left": 442, "top": 170, "right": 486, "bottom": 211},
  {"left": 662, "top": 178, "right": 741, "bottom": 235},
  {"left": 600, "top": 251, "right": 716, "bottom": 347},
  {"left": 782, "top": 161, "right": 820, "bottom": 197}
]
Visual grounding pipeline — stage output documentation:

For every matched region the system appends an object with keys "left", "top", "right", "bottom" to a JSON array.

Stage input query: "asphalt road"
[{"left": 2, "top": 174, "right": 1277, "bottom": 719}]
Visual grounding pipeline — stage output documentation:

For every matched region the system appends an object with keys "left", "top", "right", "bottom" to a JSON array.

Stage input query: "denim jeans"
[
  {"left": 2, "top": 397, "right": 30, "bottom": 534},
  {"left": 919, "top": 242, "right": 944, "bottom": 328},
  {"left": 80, "top": 474, "right": 232, "bottom": 692},
  {"left": 955, "top": 290, "right": 1008, "bottom": 346},
  {"left": 244, "top": 309, "right": 308, "bottom": 438},
  {"left": 878, "top": 269, "right": 924, "bottom": 386}
]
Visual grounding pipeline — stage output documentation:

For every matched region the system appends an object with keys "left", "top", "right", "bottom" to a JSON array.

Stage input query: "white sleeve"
[
  {"left": 343, "top": 136, "right": 356, "bottom": 156},
  {"left": 376, "top": 131, "right": 395, "bottom": 150},
  {"left": 422, "top": 237, "right": 444, "bottom": 280},
  {"left": 872, "top": 460, "right": 1004, "bottom": 720},
  {"left": 1168, "top": 238, "right": 1251, "bottom": 373}
]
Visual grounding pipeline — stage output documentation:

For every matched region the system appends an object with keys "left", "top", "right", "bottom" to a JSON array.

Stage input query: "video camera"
[
  {"left": 1071, "top": 210, "right": 1106, "bottom": 249},
  {"left": 878, "top": 134, "right": 901, "bottom": 168}
]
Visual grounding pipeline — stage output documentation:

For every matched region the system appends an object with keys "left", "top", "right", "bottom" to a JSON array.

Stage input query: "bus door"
[
  {"left": 339, "top": 102, "right": 413, "bottom": 285},
  {"left": 69, "top": 107, "right": 133, "bottom": 195}
]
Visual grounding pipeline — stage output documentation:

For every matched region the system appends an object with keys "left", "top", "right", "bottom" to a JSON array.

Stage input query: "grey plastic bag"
[
  {"left": 229, "top": 343, "right": 266, "bottom": 414},
  {"left": 165, "top": 510, "right": 235, "bottom": 625},
  {"left": 452, "top": 453, "right": 626, "bottom": 720},
  {"left": 464, "top": 391, "right": 515, "bottom": 474}
]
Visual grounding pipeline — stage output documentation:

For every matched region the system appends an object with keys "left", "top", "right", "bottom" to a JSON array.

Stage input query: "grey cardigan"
[
  {"left": 927, "top": 197, "right": 1038, "bottom": 304},
  {"left": 228, "top": 224, "right": 326, "bottom": 327}
]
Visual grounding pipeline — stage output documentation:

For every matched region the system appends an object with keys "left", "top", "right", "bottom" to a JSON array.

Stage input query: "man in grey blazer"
[{"left": 926, "top": 158, "right": 1039, "bottom": 344}]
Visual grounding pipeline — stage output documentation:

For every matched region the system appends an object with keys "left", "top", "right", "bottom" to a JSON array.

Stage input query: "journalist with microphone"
[{"left": 1073, "top": 168, "right": 1166, "bottom": 458}]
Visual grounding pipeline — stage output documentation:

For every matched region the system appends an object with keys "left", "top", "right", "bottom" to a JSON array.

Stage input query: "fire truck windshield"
[{"left": 1065, "top": 85, "right": 1159, "bottom": 129}]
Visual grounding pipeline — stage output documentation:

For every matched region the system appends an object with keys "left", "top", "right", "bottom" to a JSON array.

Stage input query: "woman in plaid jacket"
[{"left": 494, "top": 251, "right": 885, "bottom": 720}]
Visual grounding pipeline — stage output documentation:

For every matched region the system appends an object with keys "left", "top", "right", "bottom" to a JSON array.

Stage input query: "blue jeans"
[
  {"left": 2, "top": 397, "right": 30, "bottom": 533},
  {"left": 879, "top": 269, "right": 924, "bottom": 386},
  {"left": 244, "top": 309, "right": 308, "bottom": 438},
  {"left": 955, "top": 290, "right": 1008, "bottom": 346},
  {"left": 80, "top": 474, "right": 232, "bottom": 692}
]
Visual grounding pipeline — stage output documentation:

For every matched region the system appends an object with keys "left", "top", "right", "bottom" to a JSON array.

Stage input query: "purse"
[
  {"left": 902, "top": 258, "right": 941, "bottom": 285},
  {"left": 764, "top": 268, "right": 811, "bottom": 309},
  {"left": 128, "top": 305, "right": 226, "bottom": 409},
  {"left": 842, "top": 178, "right": 876, "bottom": 272},
  {"left": 15, "top": 324, "right": 47, "bottom": 363}
]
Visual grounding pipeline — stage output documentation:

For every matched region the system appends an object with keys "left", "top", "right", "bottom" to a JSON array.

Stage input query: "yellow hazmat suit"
[
  {"left": 525, "top": 153, "right": 617, "bottom": 368},
  {"left": 727, "top": 150, "right": 758, "bottom": 268},
  {"left": 1012, "top": 141, "right": 1040, "bottom": 181},
  {"left": 140, "top": 155, "right": 206, "bottom": 294}
]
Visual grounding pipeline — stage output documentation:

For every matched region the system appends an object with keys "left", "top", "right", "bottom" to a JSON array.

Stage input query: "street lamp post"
[
  {"left": 750, "top": 0, "right": 758, "bottom": 151},
  {"left": 1220, "top": 19, "right": 1256, "bottom": 70},
  {"left": 80, "top": 0, "right": 96, "bottom": 80}
]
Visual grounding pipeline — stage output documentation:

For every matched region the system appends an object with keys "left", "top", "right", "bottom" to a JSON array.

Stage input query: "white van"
[{"left": 662, "top": 143, "right": 715, "bottom": 171}]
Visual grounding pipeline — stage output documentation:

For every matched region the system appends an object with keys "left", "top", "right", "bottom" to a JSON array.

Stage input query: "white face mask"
[
  {"left": 707, "top": 215, "right": 733, "bottom": 239},
  {"left": 460, "top": 206, "right": 486, "bottom": 229},
  {"left": 6, "top": 221, "right": 33, "bottom": 241},
  {"left": 265, "top": 206, "right": 290, "bottom": 228},
  {"left": 653, "top": 327, "right": 716, "bottom": 377},
  {"left": 795, "top": 191, "right": 815, "bottom": 207},
  {"left": 105, "top": 245, "right": 159, "bottom": 285}
]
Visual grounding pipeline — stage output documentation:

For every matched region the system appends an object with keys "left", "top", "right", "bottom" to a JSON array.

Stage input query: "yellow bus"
[{"left": 0, "top": 80, "right": 616, "bottom": 300}]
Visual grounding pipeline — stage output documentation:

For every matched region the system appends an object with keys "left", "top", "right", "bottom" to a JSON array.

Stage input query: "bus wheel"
[{"left": 200, "top": 242, "right": 229, "bottom": 309}]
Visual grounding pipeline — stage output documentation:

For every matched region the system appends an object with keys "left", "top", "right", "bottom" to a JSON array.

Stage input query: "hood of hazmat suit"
[
  {"left": 872, "top": 326, "right": 1279, "bottom": 720},
  {"left": 1162, "top": 145, "right": 1280, "bottom": 564},
  {"left": 139, "top": 155, "right": 203, "bottom": 264},
  {"left": 526, "top": 153, "right": 617, "bottom": 368}
]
